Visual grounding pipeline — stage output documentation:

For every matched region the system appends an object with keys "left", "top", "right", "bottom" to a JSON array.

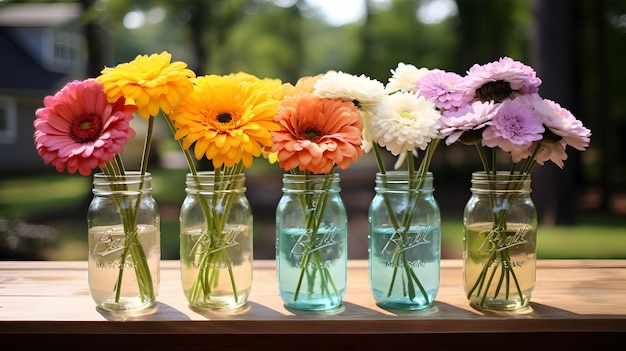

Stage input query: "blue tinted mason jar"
[
  {"left": 275, "top": 173, "right": 348, "bottom": 311},
  {"left": 368, "top": 171, "right": 441, "bottom": 310}
]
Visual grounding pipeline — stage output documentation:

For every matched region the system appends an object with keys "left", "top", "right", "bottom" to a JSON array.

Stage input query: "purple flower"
[
  {"left": 418, "top": 69, "right": 472, "bottom": 110},
  {"left": 440, "top": 100, "right": 496, "bottom": 145},
  {"left": 463, "top": 57, "right": 542, "bottom": 102},
  {"left": 535, "top": 140, "right": 568, "bottom": 168},
  {"left": 540, "top": 99, "right": 591, "bottom": 151},
  {"left": 482, "top": 96, "right": 545, "bottom": 162}
]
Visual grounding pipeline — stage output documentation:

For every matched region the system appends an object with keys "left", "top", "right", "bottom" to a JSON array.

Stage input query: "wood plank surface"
[{"left": 1, "top": 260, "right": 625, "bottom": 349}]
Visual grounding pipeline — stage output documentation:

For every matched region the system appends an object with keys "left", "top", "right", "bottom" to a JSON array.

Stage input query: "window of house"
[
  {"left": 0, "top": 97, "right": 17, "bottom": 144},
  {"left": 52, "top": 30, "right": 80, "bottom": 67},
  {"left": 52, "top": 31, "right": 80, "bottom": 67},
  {"left": 43, "top": 28, "right": 81, "bottom": 73}
]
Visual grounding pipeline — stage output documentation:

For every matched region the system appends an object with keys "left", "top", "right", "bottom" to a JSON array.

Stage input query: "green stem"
[
  {"left": 375, "top": 140, "right": 441, "bottom": 304},
  {"left": 187, "top": 164, "right": 243, "bottom": 304},
  {"left": 474, "top": 143, "right": 491, "bottom": 175},
  {"left": 164, "top": 114, "right": 241, "bottom": 304},
  {"left": 140, "top": 116, "right": 154, "bottom": 176},
  {"left": 99, "top": 163, "right": 154, "bottom": 304},
  {"left": 293, "top": 170, "right": 338, "bottom": 302}
]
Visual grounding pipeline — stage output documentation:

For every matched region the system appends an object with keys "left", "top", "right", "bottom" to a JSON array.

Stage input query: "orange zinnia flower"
[{"left": 271, "top": 93, "right": 363, "bottom": 174}]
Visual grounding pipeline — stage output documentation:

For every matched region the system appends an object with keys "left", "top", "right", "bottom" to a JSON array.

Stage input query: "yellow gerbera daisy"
[
  {"left": 96, "top": 51, "right": 195, "bottom": 119},
  {"left": 170, "top": 74, "right": 282, "bottom": 168}
]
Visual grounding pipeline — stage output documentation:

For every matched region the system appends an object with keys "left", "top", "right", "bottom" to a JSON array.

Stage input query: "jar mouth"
[
  {"left": 92, "top": 171, "right": 152, "bottom": 193},
  {"left": 94, "top": 171, "right": 151, "bottom": 180},
  {"left": 185, "top": 171, "right": 245, "bottom": 181},
  {"left": 470, "top": 171, "right": 531, "bottom": 193},
  {"left": 471, "top": 171, "right": 530, "bottom": 180},
  {"left": 375, "top": 171, "right": 433, "bottom": 180},
  {"left": 281, "top": 173, "right": 341, "bottom": 192},
  {"left": 185, "top": 171, "right": 246, "bottom": 192},
  {"left": 375, "top": 171, "right": 433, "bottom": 191}
]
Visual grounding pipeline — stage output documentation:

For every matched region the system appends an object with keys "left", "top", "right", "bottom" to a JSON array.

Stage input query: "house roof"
[
  {"left": 0, "top": 3, "right": 84, "bottom": 92},
  {"left": 0, "top": 3, "right": 82, "bottom": 27},
  {"left": 0, "top": 31, "right": 68, "bottom": 92}
]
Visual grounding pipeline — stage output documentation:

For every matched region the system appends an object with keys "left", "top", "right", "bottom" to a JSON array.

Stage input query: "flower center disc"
[
  {"left": 476, "top": 80, "right": 513, "bottom": 102},
  {"left": 303, "top": 128, "right": 321, "bottom": 141},
  {"left": 216, "top": 112, "right": 233, "bottom": 124},
  {"left": 70, "top": 113, "right": 103, "bottom": 142}
]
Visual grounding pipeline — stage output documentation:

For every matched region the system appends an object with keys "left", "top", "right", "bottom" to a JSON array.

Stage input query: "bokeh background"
[{"left": 1, "top": 0, "right": 625, "bottom": 261}]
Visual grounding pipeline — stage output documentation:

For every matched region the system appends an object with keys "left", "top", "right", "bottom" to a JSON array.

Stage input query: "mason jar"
[
  {"left": 88, "top": 171, "right": 160, "bottom": 312},
  {"left": 275, "top": 173, "right": 347, "bottom": 311},
  {"left": 368, "top": 171, "right": 441, "bottom": 310},
  {"left": 180, "top": 171, "right": 253, "bottom": 310},
  {"left": 463, "top": 171, "right": 537, "bottom": 311}
]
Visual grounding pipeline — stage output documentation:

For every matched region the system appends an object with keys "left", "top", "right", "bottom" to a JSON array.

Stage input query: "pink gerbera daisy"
[{"left": 33, "top": 79, "right": 137, "bottom": 176}]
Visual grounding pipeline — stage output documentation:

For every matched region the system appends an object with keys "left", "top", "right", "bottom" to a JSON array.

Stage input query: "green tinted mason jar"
[
  {"left": 179, "top": 171, "right": 253, "bottom": 310},
  {"left": 463, "top": 171, "right": 537, "bottom": 311}
]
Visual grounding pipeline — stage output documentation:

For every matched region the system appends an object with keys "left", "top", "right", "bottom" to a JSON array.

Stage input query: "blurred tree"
[
  {"left": 456, "top": 0, "right": 531, "bottom": 69},
  {"left": 532, "top": 0, "right": 581, "bottom": 225},
  {"left": 80, "top": 0, "right": 113, "bottom": 76},
  {"left": 355, "top": 0, "right": 461, "bottom": 81},
  {"left": 16, "top": 0, "right": 621, "bottom": 213},
  {"left": 577, "top": 0, "right": 626, "bottom": 215}
]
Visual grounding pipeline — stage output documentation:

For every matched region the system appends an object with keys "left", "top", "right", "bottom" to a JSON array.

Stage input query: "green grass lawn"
[
  {"left": 2, "top": 169, "right": 625, "bottom": 260},
  {"left": 441, "top": 218, "right": 626, "bottom": 259}
]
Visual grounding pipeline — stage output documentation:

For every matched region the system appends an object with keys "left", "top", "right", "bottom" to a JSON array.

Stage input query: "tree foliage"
[{"left": 5, "top": 0, "right": 622, "bottom": 210}]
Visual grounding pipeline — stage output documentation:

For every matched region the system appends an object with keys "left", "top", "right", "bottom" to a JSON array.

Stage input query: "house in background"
[{"left": 0, "top": 3, "right": 86, "bottom": 174}]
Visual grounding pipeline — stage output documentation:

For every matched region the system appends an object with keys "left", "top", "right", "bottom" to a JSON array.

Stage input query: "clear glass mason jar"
[
  {"left": 180, "top": 171, "right": 253, "bottom": 310},
  {"left": 368, "top": 171, "right": 441, "bottom": 310},
  {"left": 463, "top": 171, "right": 537, "bottom": 311},
  {"left": 88, "top": 171, "right": 160, "bottom": 312},
  {"left": 275, "top": 173, "right": 348, "bottom": 311}
]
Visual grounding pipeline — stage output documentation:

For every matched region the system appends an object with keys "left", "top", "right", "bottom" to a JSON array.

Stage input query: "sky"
[
  {"left": 305, "top": 0, "right": 368, "bottom": 26},
  {"left": 121, "top": 0, "right": 459, "bottom": 30},
  {"left": 305, "top": 0, "right": 458, "bottom": 26}
]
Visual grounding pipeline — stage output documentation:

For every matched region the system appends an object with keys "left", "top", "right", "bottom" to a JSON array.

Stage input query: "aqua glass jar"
[
  {"left": 463, "top": 171, "right": 537, "bottom": 311},
  {"left": 275, "top": 173, "right": 347, "bottom": 311},
  {"left": 87, "top": 171, "right": 160, "bottom": 312},
  {"left": 368, "top": 171, "right": 441, "bottom": 310},
  {"left": 179, "top": 171, "right": 253, "bottom": 310}
]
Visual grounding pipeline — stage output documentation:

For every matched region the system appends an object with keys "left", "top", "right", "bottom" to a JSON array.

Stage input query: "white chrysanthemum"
[
  {"left": 314, "top": 71, "right": 386, "bottom": 111},
  {"left": 371, "top": 92, "right": 441, "bottom": 156},
  {"left": 359, "top": 108, "right": 376, "bottom": 153},
  {"left": 385, "top": 62, "right": 430, "bottom": 94}
]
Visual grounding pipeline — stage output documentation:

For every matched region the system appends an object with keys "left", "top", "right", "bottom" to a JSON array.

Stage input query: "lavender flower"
[
  {"left": 439, "top": 100, "right": 496, "bottom": 145},
  {"left": 482, "top": 96, "right": 545, "bottom": 163},
  {"left": 418, "top": 69, "right": 472, "bottom": 110},
  {"left": 463, "top": 57, "right": 542, "bottom": 102}
]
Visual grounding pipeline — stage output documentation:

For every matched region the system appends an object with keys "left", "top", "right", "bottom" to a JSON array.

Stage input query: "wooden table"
[{"left": 1, "top": 260, "right": 625, "bottom": 350}]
